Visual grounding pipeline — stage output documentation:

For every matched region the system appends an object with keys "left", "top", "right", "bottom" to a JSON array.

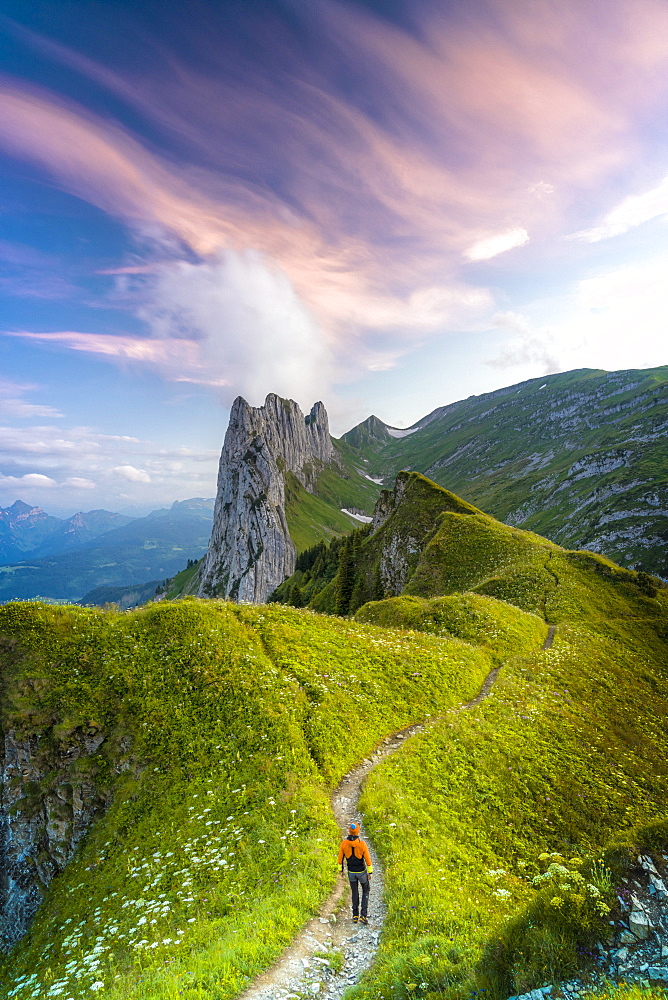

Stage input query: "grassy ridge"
[
  {"left": 0, "top": 600, "right": 491, "bottom": 1000},
  {"left": 349, "top": 552, "right": 668, "bottom": 999},
  {"left": 273, "top": 473, "right": 659, "bottom": 622}
]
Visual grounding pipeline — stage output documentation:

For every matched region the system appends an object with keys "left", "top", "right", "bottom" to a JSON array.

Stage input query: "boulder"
[{"left": 629, "top": 909, "right": 653, "bottom": 940}]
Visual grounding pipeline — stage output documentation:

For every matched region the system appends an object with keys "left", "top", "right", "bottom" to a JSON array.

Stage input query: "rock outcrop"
[
  {"left": 198, "top": 394, "right": 334, "bottom": 603},
  {"left": 0, "top": 724, "right": 115, "bottom": 951}
]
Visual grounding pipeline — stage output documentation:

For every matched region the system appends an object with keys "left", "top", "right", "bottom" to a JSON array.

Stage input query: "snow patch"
[
  {"left": 364, "top": 475, "right": 384, "bottom": 484},
  {"left": 341, "top": 509, "right": 373, "bottom": 523},
  {"left": 386, "top": 427, "right": 418, "bottom": 438}
]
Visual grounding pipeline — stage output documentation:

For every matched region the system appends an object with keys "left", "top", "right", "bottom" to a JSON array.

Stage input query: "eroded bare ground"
[{"left": 239, "top": 624, "right": 557, "bottom": 1000}]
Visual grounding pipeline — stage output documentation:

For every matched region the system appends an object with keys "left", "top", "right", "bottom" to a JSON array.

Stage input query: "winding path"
[{"left": 240, "top": 624, "right": 556, "bottom": 1000}]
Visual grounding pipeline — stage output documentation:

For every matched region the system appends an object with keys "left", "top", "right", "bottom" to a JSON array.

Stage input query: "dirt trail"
[{"left": 239, "top": 624, "right": 556, "bottom": 1000}]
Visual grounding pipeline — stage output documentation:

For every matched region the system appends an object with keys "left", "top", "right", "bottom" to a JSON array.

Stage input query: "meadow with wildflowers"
[
  {"left": 1, "top": 475, "right": 667, "bottom": 1000},
  {"left": 0, "top": 598, "right": 492, "bottom": 1000}
]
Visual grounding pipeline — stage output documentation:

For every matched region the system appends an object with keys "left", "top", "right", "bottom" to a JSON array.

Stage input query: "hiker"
[{"left": 338, "top": 821, "right": 373, "bottom": 924}]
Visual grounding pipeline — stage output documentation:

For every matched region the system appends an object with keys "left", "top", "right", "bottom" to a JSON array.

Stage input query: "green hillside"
[
  {"left": 78, "top": 578, "right": 163, "bottom": 610},
  {"left": 262, "top": 442, "right": 380, "bottom": 554},
  {"left": 340, "top": 366, "right": 668, "bottom": 577},
  {"left": 1, "top": 478, "right": 667, "bottom": 1000},
  {"left": 0, "top": 600, "right": 491, "bottom": 1000}
]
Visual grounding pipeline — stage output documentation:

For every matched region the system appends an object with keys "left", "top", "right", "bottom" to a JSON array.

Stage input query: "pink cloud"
[
  {"left": 3, "top": 329, "right": 228, "bottom": 387},
  {"left": 6, "top": 329, "right": 197, "bottom": 362},
  {"left": 2, "top": 0, "right": 668, "bottom": 386},
  {"left": 96, "top": 264, "right": 162, "bottom": 275}
]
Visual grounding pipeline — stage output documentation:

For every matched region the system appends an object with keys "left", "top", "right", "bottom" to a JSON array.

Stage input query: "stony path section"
[{"left": 239, "top": 625, "right": 557, "bottom": 1000}]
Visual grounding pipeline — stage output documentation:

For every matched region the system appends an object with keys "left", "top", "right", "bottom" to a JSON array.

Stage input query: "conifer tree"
[{"left": 335, "top": 536, "right": 355, "bottom": 616}]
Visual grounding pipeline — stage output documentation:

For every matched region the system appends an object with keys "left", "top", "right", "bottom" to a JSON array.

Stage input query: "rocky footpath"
[
  {"left": 0, "top": 723, "right": 120, "bottom": 951},
  {"left": 509, "top": 852, "right": 668, "bottom": 1000},
  {"left": 198, "top": 394, "right": 334, "bottom": 603},
  {"left": 238, "top": 664, "right": 504, "bottom": 1000}
]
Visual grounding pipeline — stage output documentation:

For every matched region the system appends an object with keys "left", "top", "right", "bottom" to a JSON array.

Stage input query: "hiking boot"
[
  {"left": 359, "top": 915, "right": 368, "bottom": 925},
  {"left": 352, "top": 915, "right": 359, "bottom": 923}
]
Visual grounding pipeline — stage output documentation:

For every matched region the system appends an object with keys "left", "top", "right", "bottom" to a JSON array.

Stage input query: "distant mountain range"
[
  {"left": 4, "top": 365, "right": 665, "bottom": 607},
  {"left": 341, "top": 366, "right": 667, "bottom": 577},
  {"left": 165, "top": 367, "right": 666, "bottom": 607},
  {"left": 0, "top": 501, "right": 134, "bottom": 563},
  {"left": 0, "top": 498, "right": 214, "bottom": 604}
]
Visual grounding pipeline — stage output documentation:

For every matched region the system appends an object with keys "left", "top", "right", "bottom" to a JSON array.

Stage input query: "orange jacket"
[{"left": 338, "top": 836, "right": 373, "bottom": 873}]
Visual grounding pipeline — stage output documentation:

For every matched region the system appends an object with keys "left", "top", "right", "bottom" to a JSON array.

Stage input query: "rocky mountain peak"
[
  {"left": 198, "top": 394, "right": 333, "bottom": 603},
  {"left": 1, "top": 500, "right": 45, "bottom": 521},
  {"left": 341, "top": 414, "right": 391, "bottom": 449}
]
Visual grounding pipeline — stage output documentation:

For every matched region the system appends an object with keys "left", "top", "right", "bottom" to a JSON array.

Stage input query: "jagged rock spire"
[{"left": 198, "top": 394, "right": 333, "bottom": 603}]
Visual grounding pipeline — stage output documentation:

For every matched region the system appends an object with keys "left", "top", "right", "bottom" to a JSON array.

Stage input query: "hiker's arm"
[
  {"left": 337, "top": 843, "right": 345, "bottom": 875},
  {"left": 363, "top": 842, "right": 373, "bottom": 875}
]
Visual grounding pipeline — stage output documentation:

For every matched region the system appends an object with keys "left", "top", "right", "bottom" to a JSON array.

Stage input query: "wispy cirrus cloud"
[
  {"left": 0, "top": 237, "right": 80, "bottom": 300},
  {"left": 0, "top": 378, "right": 63, "bottom": 418},
  {"left": 570, "top": 174, "right": 668, "bottom": 242},
  {"left": 4, "top": 329, "right": 228, "bottom": 388},
  {"left": 2, "top": 0, "right": 668, "bottom": 404},
  {"left": 465, "top": 228, "right": 530, "bottom": 262}
]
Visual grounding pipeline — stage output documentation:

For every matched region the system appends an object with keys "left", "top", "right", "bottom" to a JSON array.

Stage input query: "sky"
[{"left": 0, "top": 0, "right": 667, "bottom": 514}]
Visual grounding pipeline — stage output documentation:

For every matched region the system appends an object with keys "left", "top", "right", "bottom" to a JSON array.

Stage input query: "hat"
[{"left": 348, "top": 822, "right": 360, "bottom": 835}]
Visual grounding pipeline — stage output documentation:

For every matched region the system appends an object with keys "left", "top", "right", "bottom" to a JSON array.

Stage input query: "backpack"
[{"left": 345, "top": 836, "right": 366, "bottom": 872}]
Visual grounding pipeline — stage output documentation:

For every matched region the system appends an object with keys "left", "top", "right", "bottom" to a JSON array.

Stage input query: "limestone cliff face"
[
  {"left": 198, "top": 394, "right": 334, "bottom": 603},
  {"left": 0, "top": 724, "right": 116, "bottom": 951}
]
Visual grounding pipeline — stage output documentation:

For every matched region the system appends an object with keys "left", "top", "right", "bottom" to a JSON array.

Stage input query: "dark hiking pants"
[{"left": 348, "top": 871, "right": 370, "bottom": 917}]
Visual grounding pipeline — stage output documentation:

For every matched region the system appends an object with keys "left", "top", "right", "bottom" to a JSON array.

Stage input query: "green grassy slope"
[
  {"left": 351, "top": 555, "right": 668, "bottom": 999},
  {"left": 283, "top": 446, "right": 381, "bottom": 552},
  {"left": 0, "top": 600, "right": 490, "bottom": 1000},
  {"left": 2, "top": 478, "right": 667, "bottom": 1000},
  {"left": 283, "top": 471, "right": 362, "bottom": 551},
  {"left": 340, "top": 366, "right": 668, "bottom": 576},
  {"left": 273, "top": 472, "right": 662, "bottom": 618}
]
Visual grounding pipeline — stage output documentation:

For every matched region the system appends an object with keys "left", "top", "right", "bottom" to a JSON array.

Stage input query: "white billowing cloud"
[
  {"left": 559, "top": 257, "right": 668, "bottom": 368},
  {"left": 571, "top": 175, "right": 668, "bottom": 242},
  {"left": 465, "top": 228, "right": 530, "bottom": 262},
  {"left": 489, "top": 256, "right": 668, "bottom": 379},
  {"left": 135, "top": 250, "right": 331, "bottom": 405},
  {"left": 0, "top": 472, "right": 94, "bottom": 493},
  {"left": 0, "top": 422, "right": 218, "bottom": 510},
  {"left": 0, "top": 472, "right": 58, "bottom": 489},
  {"left": 113, "top": 465, "right": 151, "bottom": 483},
  {"left": 488, "top": 311, "right": 560, "bottom": 372}
]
